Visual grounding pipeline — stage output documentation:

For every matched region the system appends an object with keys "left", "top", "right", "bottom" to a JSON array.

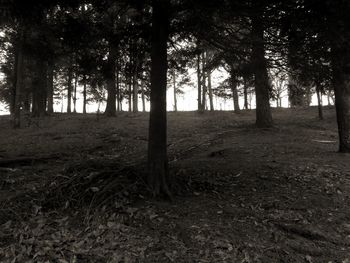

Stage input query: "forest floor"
[{"left": 0, "top": 106, "right": 349, "bottom": 262}]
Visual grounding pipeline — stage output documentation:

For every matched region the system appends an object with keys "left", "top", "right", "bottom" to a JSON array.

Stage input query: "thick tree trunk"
[
  {"left": 331, "top": 45, "right": 350, "bottom": 152},
  {"left": 251, "top": 13, "right": 273, "bottom": 127},
  {"left": 32, "top": 59, "right": 47, "bottom": 117},
  {"left": 148, "top": 0, "right": 171, "bottom": 197},
  {"left": 231, "top": 72, "right": 240, "bottom": 113},
  {"left": 23, "top": 91, "right": 30, "bottom": 112},
  {"left": 133, "top": 72, "right": 138, "bottom": 113},
  {"left": 104, "top": 42, "right": 117, "bottom": 116},
  {"left": 13, "top": 27, "right": 24, "bottom": 128},
  {"left": 197, "top": 53, "right": 202, "bottom": 112},
  {"left": 208, "top": 71, "right": 214, "bottom": 111},
  {"left": 47, "top": 62, "right": 54, "bottom": 114},
  {"left": 316, "top": 84, "right": 323, "bottom": 120},
  {"left": 83, "top": 75, "right": 87, "bottom": 114},
  {"left": 67, "top": 65, "right": 73, "bottom": 113},
  {"left": 173, "top": 71, "right": 177, "bottom": 112},
  {"left": 232, "top": 87, "right": 240, "bottom": 113}
]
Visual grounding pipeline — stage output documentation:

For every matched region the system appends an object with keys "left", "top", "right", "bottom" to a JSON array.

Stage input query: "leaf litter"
[{"left": 0, "top": 109, "right": 350, "bottom": 262}]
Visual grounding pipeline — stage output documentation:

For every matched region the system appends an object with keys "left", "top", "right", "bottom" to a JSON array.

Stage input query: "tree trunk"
[
  {"left": 243, "top": 77, "right": 249, "bottom": 110},
  {"left": 128, "top": 75, "right": 132, "bottom": 112},
  {"left": 327, "top": 91, "right": 331, "bottom": 106},
  {"left": 23, "top": 91, "right": 30, "bottom": 112},
  {"left": 13, "top": 26, "right": 24, "bottom": 128},
  {"left": 148, "top": 0, "right": 171, "bottom": 198},
  {"left": 83, "top": 75, "right": 87, "bottom": 114},
  {"left": 316, "top": 84, "right": 323, "bottom": 120},
  {"left": 116, "top": 59, "right": 120, "bottom": 112},
  {"left": 173, "top": 71, "right": 177, "bottom": 112},
  {"left": 67, "top": 65, "right": 73, "bottom": 113},
  {"left": 331, "top": 44, "right": 350, "bottom": 152},
  {"left": 201, "top": 52, "right": 207, "bottom": 111},
  {"left": 208, "top": 71, "right": 214, "bottom": 111},
  {"left": 73, "top": 72, "right": 78, "bottom": 113},
  {"left": 11, "top": 44, "right": 19, "bottom": 115},
  {"left": 133, "top": 71, "right": 138, "bottom": 113},
  {"left": 251, "top": 12, "right": 273, "bottom": 127},
  {"left": 32, "top": 59, "right": 47, "bottom": 117},
  {"left": 231, "top": 72, "right": 240, "bottom": 113},
  {"left": 47, "top": 62, "right": 54, "bottom": 114},
  {"left": 104, "top": 42, "right": 117, "bottom": 116},
  {"left": 61, "top": 95, "right": 64, "bottom": 113},
  {"left": 232, "top": 87, "right": 240, "bottom": 113},
  {"left": 141, "top": 79, "right": 146, "bottom": 112},
  {"left": 197, "top": 53, "right": 202, "bottom": 112}
]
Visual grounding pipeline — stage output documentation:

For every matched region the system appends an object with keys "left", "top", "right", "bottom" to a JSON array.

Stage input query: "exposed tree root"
[
  {"left": 274, "top": 223, "right": 332, "bottom": 243},
  {"left": 43, "top": 159, "right": 148, "bottom": 210}
]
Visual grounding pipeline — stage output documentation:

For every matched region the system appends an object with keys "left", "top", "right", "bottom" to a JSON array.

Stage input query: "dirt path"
[{"left": 0, "top": 107, "right": 349, "bottom": 262}]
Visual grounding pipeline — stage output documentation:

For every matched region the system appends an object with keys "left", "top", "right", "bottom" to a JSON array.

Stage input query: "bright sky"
[{"left": 0, "top": 68, "right": 331, "bottom": 116}]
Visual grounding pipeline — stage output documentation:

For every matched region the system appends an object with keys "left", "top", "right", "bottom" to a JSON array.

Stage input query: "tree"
[
  {"left": 282, "top": 0, "right": 350, "bottom": 150},
  {"left": 13, "top": 24, "right": 24, "bottom": 127},
  {"left": 104, "top": 41, "right": 118, "bottom": 116},
  {"left": 147, "top": 0, "right": 171, "bottom": 197},
  {"left": 329, "top": 8, "right": 350, "bottom": 152},
  {"left": 250, "top": 1, "right": 273, "bottom": 127}
]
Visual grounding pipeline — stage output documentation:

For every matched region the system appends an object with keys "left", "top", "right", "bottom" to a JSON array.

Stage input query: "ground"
[{"left": 0, "top": 107, "right": 349, "bottom": 262}]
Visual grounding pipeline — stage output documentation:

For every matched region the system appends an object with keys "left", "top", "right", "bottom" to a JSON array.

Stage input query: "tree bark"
[
  {"left": 148, "top": 0, "right": 171, "bottom": 198},
  {"left": 128, "top": 75, "right": 132, "bottom": 112},
  {"left": 316, "top": 84, "right": 323, "bottom": 120},
  {"left": 116, "top": 59, "right": 120, "bottom": 112},
  {"left": 251, "top": 12, "right": 273, "bottom": 127},
  {"left": 11, "top": 44, "right": 19, "bottom": 115},
  {"left": 141, "top": 79, "right": 146, "bottom": 112},
  {"left": 243, "top": 77, "right": 249, "bottom": 110},
  {"left": 104, "top": 42, "right": 117, "bottom": 116},
  {"left": 197, "top": 53, "right": 202, "bottom": 112},
  {"left": 47, "top": 62, "right": 54, "bottom": 114},
  {"left": 201, "top": 52, "right": 207, "bottom": 111},
  {"left": 32, "top": 59, "right": 47, "bottom": 117},
  {"left": 13, "top": 26, "right": 24, "bottom": 128},
  {"left": 231, "top": 72, "right": 240, "bottom": 113},
  {"left": 83, "top": 75, "right": 87, "bottom": 114},
  {"left": 73, "top": 72, "right": 78, "bottom": 113},
  {"left": 327, "top": 91, "right": 331, "bottom": 106},
  {"left": 331, "top": 44, "right": 350, "bottom": 152},
  {"left": 67, "top": 64, "right": 73, "bottom": 113},
  {"left": 208, "top": 71, "right": 214, "bottom": 111},
  {"left": 23, "top": 91, "right": 30, "bottom": 112},
  {"left": 133, "top": 71, "right": 138, "bottom": 113}
]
